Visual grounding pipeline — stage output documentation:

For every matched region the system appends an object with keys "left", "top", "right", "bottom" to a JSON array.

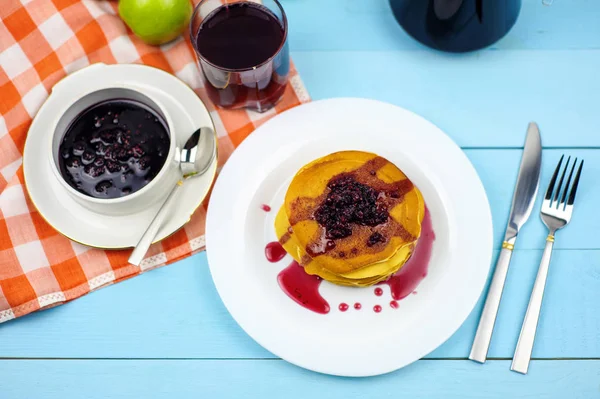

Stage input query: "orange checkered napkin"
[{"left": 0, "top": 0, "right": 310, "bottom": 322}]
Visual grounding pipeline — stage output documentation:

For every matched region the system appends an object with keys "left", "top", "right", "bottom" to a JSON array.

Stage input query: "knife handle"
[{"left": 469, "top": 239, "right": 515, "bottom": 363}]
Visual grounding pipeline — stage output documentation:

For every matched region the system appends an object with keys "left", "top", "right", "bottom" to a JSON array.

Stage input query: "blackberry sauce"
[
  {"left": 314, "top": 175, "right": 389, "bottom": 240},
  {"left": 58, "top": 99, "right": 170, "bottom": 199}
]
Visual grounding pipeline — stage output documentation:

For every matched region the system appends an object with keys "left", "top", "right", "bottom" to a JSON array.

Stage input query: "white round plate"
[
  {"left": 23, "top": 64, "right": 217, "bottom": 249},
  {"left": 206, "top": 98, "right": 492, "bottom": 377}
]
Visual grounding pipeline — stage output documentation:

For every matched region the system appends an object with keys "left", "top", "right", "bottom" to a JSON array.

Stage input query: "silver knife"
[{"left": 469, "top": 122, "right": 542, "bottom": 363}]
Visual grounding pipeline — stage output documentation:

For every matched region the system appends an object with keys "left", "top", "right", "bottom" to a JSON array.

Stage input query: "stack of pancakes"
[{"left": 275, "top": 151, "right": 425, "bottom": 287}]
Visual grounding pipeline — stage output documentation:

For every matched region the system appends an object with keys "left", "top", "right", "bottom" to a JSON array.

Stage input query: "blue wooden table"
[{"left": 2, "top": 0, "right": 599, "bottom": 397}]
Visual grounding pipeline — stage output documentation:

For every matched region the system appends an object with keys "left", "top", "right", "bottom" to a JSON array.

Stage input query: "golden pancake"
[
  {"left": 274, "top": 151, "right": 425, "bottom": 287},
  {"left": 275, "top": 206, "right": 415, "bottom": 286},
  {"left": 275, "top": 207, "right": 413, "bottom": 287}
]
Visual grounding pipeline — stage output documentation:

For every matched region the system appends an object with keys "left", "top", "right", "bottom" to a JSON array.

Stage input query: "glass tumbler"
[{"left": 190, "top": 0, "right": 290, "bottom": 112}]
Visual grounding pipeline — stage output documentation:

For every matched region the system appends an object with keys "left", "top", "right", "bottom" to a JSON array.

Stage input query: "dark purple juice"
[
  {"left": 193, "top": 2, "right": 289, "bottom": 111},
  {"left": 196, "top": 2, "right": 284, "bottom": 70},
  {"left": 58, "top": 99, "right": 170, "bottom": 199}
]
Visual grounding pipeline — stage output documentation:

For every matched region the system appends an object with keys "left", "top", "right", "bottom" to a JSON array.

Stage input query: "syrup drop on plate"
[
  {"left": 339, "top": 303, "right": 349, "bottom": 312},
  {"left": 265, "top": 241, "right": 286, "bottom": 263},
  {"left": 277, "top": 261, "right": 330, "bottom": 314},
  {"left": 354, "top": 302, "right": 362, "bottom": 310},
  {"left": 260, "top": 204, "right": 271, "bottom": 212},
  {"left": 374, "top": 287, "right": 383, "bottom": 296},
  {"left": 383, "top": 207, "right": 435, "bottom": 300},
  {"left": 373, "top": 305, "right": 382, "bottom": 313},
  {"left": 390, "top": 300, "right": 399, "bottom": 309}
]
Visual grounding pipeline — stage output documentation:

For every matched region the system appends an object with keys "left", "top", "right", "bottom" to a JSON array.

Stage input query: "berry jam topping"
[
  {"left": 314, "top": 175, "right": 389, "bottom": 240},
  {"left": 58, "top": 99, "right": 170, "bottom": 199},
  {"left": 367, "top": 232, "right": 386, "bottom": 247}
]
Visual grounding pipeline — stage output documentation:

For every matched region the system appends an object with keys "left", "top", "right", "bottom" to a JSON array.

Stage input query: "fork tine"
[
  {"left": 567, "top": 159, "right": 584, "bottom": 206},
  {"left": 545, "top": 155, "right": 564, "bottom": 201},
  {"left": 553, "top": 156, "right": 570, "bottom": 207},
  {"left": 559, "top": 157, "right": 577, "bottom": 208}
]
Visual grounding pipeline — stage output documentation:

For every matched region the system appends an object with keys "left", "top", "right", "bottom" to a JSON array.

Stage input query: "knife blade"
[
  {"left": 469, "top": 122, "right": 542, "bottom": 363},
  {"left": 504, "top": 123, "right": 543, "bottom": 241}
]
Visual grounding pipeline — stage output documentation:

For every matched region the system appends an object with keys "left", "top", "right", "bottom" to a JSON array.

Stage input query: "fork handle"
[
  {"left": 469, "top": 240, "right": 515, "bottom": 363},
  {"left": 511, "top": 236, "right": 555, "bottom": 374}
]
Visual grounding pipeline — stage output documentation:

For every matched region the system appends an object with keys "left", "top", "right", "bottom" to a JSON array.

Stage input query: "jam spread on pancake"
[
  {"left": 287, "top": 155, "right": 418, "bottom": 263},
  {"left": 270, "top": 150, "right": 435, "bottom": 314},
  {"left": 315, "top": 175, "right": 389, "bottom": 240},
  {"left": 367, "top": 232, "right": 386, "bottom": 247}
]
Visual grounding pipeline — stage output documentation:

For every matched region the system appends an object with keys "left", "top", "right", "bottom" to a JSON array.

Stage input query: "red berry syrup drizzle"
[
  {"left": 265, "top": 241, "right": 286, "bottom": 263},
  {"left": 382, "top": 207, "right": 435, "bottom": 301},
  {"left": 277, "top": 261, "right": 330, "bottom": 314}
]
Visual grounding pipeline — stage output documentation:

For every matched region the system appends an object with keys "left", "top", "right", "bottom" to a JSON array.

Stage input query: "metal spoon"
[{"left": 128, "top": 127, "right": 216, "bottom": 266}]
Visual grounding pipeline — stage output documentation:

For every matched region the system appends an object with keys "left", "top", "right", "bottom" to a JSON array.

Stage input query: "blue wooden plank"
[
  {"left": 430, "top": 249, "right": 600, "bottom": 359},
  {"left": 283, "top": 0, "right": 600, "bottom": 51},
  {"left": 0, "top": 248, "right": 598, "bottom": 359},
  {"left": 291, "top": 51, "right": 600, "bottom": 147},
  {"left": 0, "top": 359, "right": 598, "bottom": 398}
]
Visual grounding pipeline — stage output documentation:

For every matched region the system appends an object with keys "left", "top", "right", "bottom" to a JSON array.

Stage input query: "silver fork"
[{"left": 511, "top": 155, "right": 584, "bottom": 374}]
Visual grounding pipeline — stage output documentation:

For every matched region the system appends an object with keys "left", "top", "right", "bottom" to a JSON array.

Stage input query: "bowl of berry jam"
[{"left": 51, "top": 87, "right": 179, "bottom": 215}]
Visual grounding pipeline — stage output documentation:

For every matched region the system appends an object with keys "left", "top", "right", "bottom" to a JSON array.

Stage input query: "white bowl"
[
  {"left": 49, "top": 86, "right": 179, "bottom": 216},
  {"left": 24, "top": 63, "right": 218, "bottom": 248}
]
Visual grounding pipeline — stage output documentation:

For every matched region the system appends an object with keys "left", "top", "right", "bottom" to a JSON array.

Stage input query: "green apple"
[{"left": 119, "top": 0, "right": 193, "bottom": 46}]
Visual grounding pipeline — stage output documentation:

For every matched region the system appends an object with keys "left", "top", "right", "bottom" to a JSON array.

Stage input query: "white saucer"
[
  {"left": 23, "top": 64, "right": 217, "bottom": 249},
  {"left": 206, "top": 98, "right": 493, "bottom": 377}
]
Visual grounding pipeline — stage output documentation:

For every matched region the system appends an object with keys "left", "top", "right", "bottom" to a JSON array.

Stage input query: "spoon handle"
[{"left": 128, "top": 181, "right": 183, "bottom": 266}]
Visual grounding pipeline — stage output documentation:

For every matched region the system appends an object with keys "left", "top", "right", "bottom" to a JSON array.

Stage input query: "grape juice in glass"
[{"left": 190, "top": 0, "right": 289, "bottom": 112}]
